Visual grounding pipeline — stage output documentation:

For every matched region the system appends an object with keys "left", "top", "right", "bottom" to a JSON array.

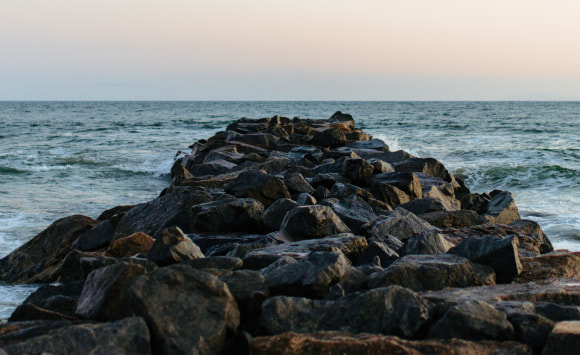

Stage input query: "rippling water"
[{"left": 0, "top": 101, "right": 579, "bottom": 318}]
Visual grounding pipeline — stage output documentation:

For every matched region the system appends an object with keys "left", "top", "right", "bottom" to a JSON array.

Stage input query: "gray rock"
[
  {"left": 280, "top": 205, "right": 351, "bottom": 241},
  {"left": 295, "top": 193, "right": 317, "bottom": 206},
  {"left": 224, "top": 169, "right": 290, "bottom": 208},
  {"left": 355, "top": 238, "right": 399, "bottom": 267},
  {"left": 419, "top": 210, "right": 483, "bottom": 228},
  {"left": 186, "top": 256, "right": 243, "bottom": 271},
  {"left": 146, "top": 227, "right": 204, "bottom": 266},
  {"left": 393, "top": 157, "right": 454, "bottom": 183},
  {"left": 261, "top": 198, "right": 298, "bottom": 230},
  {"left": 321, "top": 195, "right": 377, "bottom": 235},
  {"left": 219, "top": 270, "right": 269, "bottom": 319},
  {"left": 9, "top": 281, "right": 84, "bottom": 322},
  {"left": 483, "top": 191, "right": 521, "bottom": 225},
  {"left": 370, "top": 208, "right": 438, "bottom": 242},
  {"left": 71, "top": 219, "right": 115, "bottom": 252},
  {"left": 284, "top": 173, "right": 314, "bottom": 195},
  {"left": 403, "top": 232, "right": 454, "bottom": 256},
  {"left": 190, "top": 198, "right": 264, "bottom": 233}
]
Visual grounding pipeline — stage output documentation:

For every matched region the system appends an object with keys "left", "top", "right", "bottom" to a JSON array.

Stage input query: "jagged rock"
[
  {"left": 250, "top": 332, "right": 531, "bottom": 355},
  {"left": 310, "top": 126, "right": 348, "bottom": 148},
  {"left": 190, "top": 198, "right": 264, "bottom": 233},
  {"left": 280, "top": 205, "right": 351, "bottom": 240},
  {"left": 1, "top": 317, "right": 151, "bottom": 355},
  {"left": 219, "top": 270, "right": 269, "bottom": 319},
  {"left": 262, "top": 251, "right": 350, "bottom": 298},
  {"left": 321, "top": 195, "right": 377, "bottom": 235},
  {"left": 119, "top": 264, "right": 240, "bottom": 355},
  {"left": 261, "top": 286, "right": 432, "bottom": 338},
  {"left": 541, "top": 321, "right": 580, "bottom": 355},
  {"left": 535, "top": 302, "right": 580, "bottom": 322},
  {"left": 114, "top": 186, "right": 213, "bottom": 239},
  {"left": 355, "top": 238, "right": 399, "bottom": 267},
  {"left": 483, "top": 191, "right": 521, "bottom": 225},
  {"left": 368, "top": 254, "right": 496, "bottom": 292},
  {"left": 105, "top": 232, "right": 155, "bottom": 258},
  {"left": 393, "top": 157, "right": 454, "bottom": 183},
  {"left": 514, "top": 250, "right": 580, "bottom": 283},
  {"left": 504, "top": 310, "right": 555, "bottom": 353},
  {"left": 399, "top": 197, "right": 450, "bottom": 215},
  {"left": 9, "top": 281, "right": 84, "bottom": 322},
  {"left": 71, "top": 219, "right": 115, "bottom": 252},
  {"left": 224, "top": 169, "right": 290, "bottom": 208},
  {"left": 0, "top": 215, "right": 97, "bottom": 284},
  {"left": 427, "top": 300, "right": 515, "bottom": 341},
  {"left": 448, "top": 235, "right": 522, "bottom": 283},
  {"left": 97, "top": 205, "right": 135, "bottom": 222},
  {"left": 371, "top": 172, "right": 423, "bottom": 204},
  {"left": 296, "top": 193, "right": 317, "bottom": 206},
  {"left": 458, "top": 192, "right": 491, "bottom": 214},
  {"left": 341, "top": 158, "right": 375, "bottom": 186},
  {"left": 403, "top": 232, "right": 454, "bottom": 256},
  {"left": 261, "top": 198, "right": 298, "bottom": 230},
  {"left": 185, "top": 159, "right": 237, "bottom": 177},
  {"left": 76, "top": 263, "right": 149, "bottom": 321},
  {"left": 146, "top": 227, "right": 204, "bottom": 266},
  {"left": 227, "top": 132, "right": 280, "bottom": 150},
  {"left": 284, "top": 173, "right": 314, "bottom": 195},
  {"left": 370, "top": 208, "right": 438, "bottom": 242},
  {"left": 419, "top": 210, "right": 483, "bottom": 228},
  {"left": 186, "top": 256, "right": 243, "bottom": 271}
]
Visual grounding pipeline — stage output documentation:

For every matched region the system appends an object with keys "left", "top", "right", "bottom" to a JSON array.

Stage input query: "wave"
[{"left": 112, "top": 159, "right": 173, "bottom": 177}]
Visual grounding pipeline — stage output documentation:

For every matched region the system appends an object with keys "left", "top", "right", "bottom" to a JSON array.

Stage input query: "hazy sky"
[{"left": 1, "top": 1, "right": 579, "bottom": 100}]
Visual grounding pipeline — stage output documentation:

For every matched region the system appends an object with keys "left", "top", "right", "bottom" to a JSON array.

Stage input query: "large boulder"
[
  {"left": 370, "top": 208, "right": 438, "bottom": 242},
  {"left": 483, "top": 191, "right": 521, "bottom": 225},
  {"left": 541, "top": 321, "right": 580, "bottom": 355},
  {"left": 514, "top": 251, "right": 580, "bottom": 283},
  {"left": 71, "top": 219, "right": 115, "bottom": 252},
  {"left": 224, "top": 169, "right": 290, "bottom": 208},
  {"left": 146, "top": 227, "right": 204, "bottom": 266},
  {"left": 218, "top": 270, "right": 269, "bottom": 319},
  {"left": 9, "top": 281, "right": 84, "bottom": 322},
  {"left": 261, "top": 198, "right": 298, "bottom": 231},
  {"left": 105, "top": 232, "right": 155, "bottom": 258},
  {"left": 190, "top": 198, "right": 264, "bottom": 234},
  {"left": 280, "top": 206, "right": 351, "bottom": 241},
  {"left": 119, "top": 264, "right": 240, "bottom": 355},
  {"left": 0, "top": 215, "right": 97, "bottom": 284},
  {"left": 321, "top": 195, "right": 377, "bottom": 235}
]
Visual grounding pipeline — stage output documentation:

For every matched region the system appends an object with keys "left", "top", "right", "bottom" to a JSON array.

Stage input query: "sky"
[{"left": 1, "top": 0, "right": 579, "bottom": 100}]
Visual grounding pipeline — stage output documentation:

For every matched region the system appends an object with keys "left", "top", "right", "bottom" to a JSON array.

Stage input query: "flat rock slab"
[
  {"left": 541, "top": 321, "right": 580, "bottom": 355},
  {"left": 250, "top": 331, "right": 532, "bottom": 355},
  {"left": 514, "top": 251, "right": 580, "bottom": 283}
]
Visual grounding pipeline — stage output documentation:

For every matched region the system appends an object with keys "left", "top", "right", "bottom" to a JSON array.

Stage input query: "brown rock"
[
  {"left": 105, "top": 232, "right": 155, "bottom": 258},
  {"left": 541, "top": 321, "right": 580, "bottom": 355},
  {"left": 514, "top": 251, "right": 580, "bottom": 283}
]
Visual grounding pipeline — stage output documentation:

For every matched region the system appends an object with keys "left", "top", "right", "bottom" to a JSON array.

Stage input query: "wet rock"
[
  {"left": 541, "top": 321, "right": 580, "bottom": 355},
  {"left": 483, "top": 191, "right": 521, "bottom": 225},
  {"left": 105, "top": 232, "right": 155, "bottom": 258},
  {"left": 71, "top": 219, "right": 115, "bottom": 252},
  {"left": 505, "top": 311, "right": 554, "bottom": 353},
  {"left": 146, "top": 227, "right": 204, "bottom": 266},
  {"left": 427, "top": 300, "right": 515, "bottom": 341},
  {"left": 448, "top": 235, "right": 522, "bottom": 283},
  {"left": 514, "top": 250, "right": 580, "bottom": 283},
  {"left": 280, "top": 205, "right": 351, "bottom": 241},
  {"left": 368, "top": 254, "right": 496, "bottom": 292},
  {"left": 261, "top": 198, "right": 298, "bottom": 230},
  {"left": 2, "top": 317, "right": 151, "bottom": 355},
  {"left": 190, "top": 198, "right": 264, "bottom": 233},
  {"left": 261, "top": 286, "right": 432, "bottom": 338},
  {"left": 0, "top": 215, "right": 97, "bottom": 284},
  {"left": 402, "top": 232, "right": 454, "bottom": 256},
  {"left": 119, "top": 264, "right": 240, "bottom": 355},
  {"left": 224, "top": 169, "right": 290, "bottom": 208},
  {"left": 321, "top": 195, "right": 377, "bottom": 235}
]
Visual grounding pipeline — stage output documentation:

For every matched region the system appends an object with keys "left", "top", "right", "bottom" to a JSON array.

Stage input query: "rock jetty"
[{"left": 0, "top": 112, "right": 579, "bottom": 354}]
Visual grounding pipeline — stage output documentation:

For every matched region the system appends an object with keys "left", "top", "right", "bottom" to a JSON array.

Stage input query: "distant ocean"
[{"left": 1, "top": 101, "right": 579, "bottom": 318}]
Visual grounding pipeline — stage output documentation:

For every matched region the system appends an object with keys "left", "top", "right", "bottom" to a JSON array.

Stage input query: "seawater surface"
[{"left": 1, "top": 101, "right": 579, "bottom": 318}]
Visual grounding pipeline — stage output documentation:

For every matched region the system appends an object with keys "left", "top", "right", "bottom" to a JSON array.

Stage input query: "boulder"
[
  {"left": 310, "top": 126, "right": 347, "bottom": 148},
  {"left": 368, "top": 254, "right": 496, "bottom": 292},
  {"left": 541, "top": 321, "right": 580, "bottom": 355},
  {"left": 448, "top": 235, "right": 523, "bottom": 283},
  {"left": 419, "top": 210, "right": 483, "bottom": 228},
  {"left": 370, "top": 208, "right": 438, "bottom": 242},
  {"left": 261, "top": 286, "right": 432, "bottom": 338},
  {"left": 402, "top": 233, "right": 454, "bottom": 256},
  {"left": 119, "top": 264, "right": 240, "bottom": 355},
  {"left": 427, "top": 300, "right": 515, "bottom": 341},
  {"left": 280, "top": 205, "right": 351, "bottom": 241},
  {"left": 514, "top": 250, "right": 580, "bottom": 283},
  {"left": 393, "top": 157, "right": 454, "bottom": 183},
  {"left": 224, "top": 169, "right": 290, "bottom": 208},
  {"left": 71, "top": 219, "right": 115, "bottom": 252},
  {"left": 219, "top": 270, "right": 269, "bottom": 319},
  {"left": 341, "top": 158, "right": 375, "bottom": 186},
  {"left": 321, "top": 195, "right": 377, "bottom": 235},
  {"left": 146, "top": 227, "right": 204, "bottom": 266},
  {"left": 190, "top": 198, "right": 264, "bottom": 233},
  {"left": 284, "top": 173, "right": 314, "bottom": 195},
  {"left": 0, "top": 215, "right": 97, "bottom": 284},
  {"left": 9, "top": 281, "right": 84, "bottom": 322},
  {"left": 105, "top": 232, "right": 155, "bottom": 258},
  {"left": 261, "top": 198, "right": 298, "bottom": 230},
  {"left": 355, "top": 238, "right": 399, "bottom": 267},
  {"left": 371, "top": 172, "right": 423, "bottom": 202},
  {"left": 483, "top": 191, "right": 521, "bottom": 225},
  {"left": 295, "top": 193, "right": 317, "bottom": 206},
  {"left": 186, "top": 256, "right": 243, "bottom": 271}
]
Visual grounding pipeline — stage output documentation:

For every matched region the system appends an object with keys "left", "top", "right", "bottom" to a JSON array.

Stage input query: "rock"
[
  {"left": 105, "top": 232, "right": 155, "bottom": 258},
  {"left": 541, "top": 321, "right": 580, "bottom": 355},
  {"left": 295, "top": 193, "right": 317, "bottom": 206},
  {"left": 185, "top": 159, "right": 237, "bottom": 177},
  {"left": 371, "top": 172, "right": 423, "bottom": 204},
  {"left": 459, "top": 192, "right": 491, "bottom": 214},
  {"left": 310, "top": 126, "right": 347, "bottom": 148},
  {"left": 219, "top": 270, "right": 269, "bottom": 319},
  {"left": 186, "top": 256, "right": 243, "bottom": 271},
  {"left": 250, "top": 332, "right": 531, "bottom": 355},
  {"left": 448, "top": 235, "right": 523, "bottom": 283},
  {"left": 483, "top": 191, "right": 521, "bottom": 225},
  {"left": 535, "top": 302, "right": 580, "bottom": 322},
  {"left": 9, "top": 281, "right": 84, "bottom": 322},
  {"left": 119, "top": 264, "right": 240, "bottom": 355},
  {"left": 342, "top": 158, "right": 375, "bottom": 186},
  {"left": 97, "top": 205, "right": 135, "bottom": 222},
  {"left": 368, "top": 254, "right": 496, "bottom": 292},
  {"left": 224, "top": 169, "right": 290, "bottom": 208},
  {"left": 0, "top": 320, "right": 75, "bottom": 348},
  {"left": 1, "top": 317, "right": 151, "bottom": 355},
  {"left": 261, "top": 198, "right": 298, "bottom": 230},
  {"left": 370, "top": 208, "right": 438, "bottom": 242},
  {"left": 505, "top": 311, "right": 555, "bottom": 353},
  {"left": 399, "top": 197, "right": 450, "bottom": 215},
  {"left": 427, "top": 300, "right": 515, "bottom": 341},
  {"left": 71, "top": 219, "right": 115, "bottom": 252},
  {"left": 227, "top": 132, "right": 280, "bottom": 150},
  {"left": 76, "top": 262, "right": 149, "bottom": 321},
  {"left": 146, "top": 227, "right": 204, "bottom": 266},
  {"left": 419, "top": 210, "right": 483, "bottom": 228},
  {"left": 190, "top": 198, "right": 264, "bottom": 233},
  {"left": 262, "top": 251, "right": 350, "bottom": 298},
  {"left": 393, "top": 157, "right": 454, "bottom": 183},
  {"left": 514, "top": 250, "right": 580, "bottom": 283},
  {"left": 355, "top": 238, "right": 399, "bottom": 267},
  {"left": 280, "top": 205, "right": 351, "bottom": 241},
  {"left": 113, "top": 186, "right": 213, "bottom": 239},
  {"left": 0, "top": 215, "right": 97, "bottom": 284},
  {"left": 321, "top": 195, "right": 377, "bottom": 235},
  {"left": 402, "top": 233, "right": 454, "bottom": 256},
  {"left": 284, "top": 173, "right": 314, "bottom": 195},
  {"left": 261, "top": 286, "right": 432, "bottom": 338}
]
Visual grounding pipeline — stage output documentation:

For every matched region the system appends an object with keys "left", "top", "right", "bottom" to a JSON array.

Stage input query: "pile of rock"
[{"left": 0, "top": 112, "right": 578, "bottom": 354}]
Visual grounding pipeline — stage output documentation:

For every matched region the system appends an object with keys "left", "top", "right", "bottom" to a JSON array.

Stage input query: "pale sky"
[{"left": 1, "top": 0, "right": 579, "bottom": 100}]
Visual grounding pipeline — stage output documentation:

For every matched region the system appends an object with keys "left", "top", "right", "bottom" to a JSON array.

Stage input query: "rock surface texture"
[{"left": 0, "top": 112, "right": 571, "bottom": 354}]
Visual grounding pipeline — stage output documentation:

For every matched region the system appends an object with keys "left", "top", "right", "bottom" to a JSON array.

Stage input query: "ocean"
[{"left": 1, "top": 101, "right": 579, "bottom": 318}]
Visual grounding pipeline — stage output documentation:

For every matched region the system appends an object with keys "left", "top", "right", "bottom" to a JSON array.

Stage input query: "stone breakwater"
[{"left": 0, "top": 112, "right": 578, "bottom": 354}]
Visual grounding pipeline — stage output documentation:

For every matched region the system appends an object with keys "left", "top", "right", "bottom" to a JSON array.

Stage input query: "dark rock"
[
  {"left": 393, "top": 157, "right": 454, "bottom": 183},
  {"left": 261, "top": 198, "right": 298, "bottom": 230},
  {"left": 2, "top": 317, "right": 151, "bottom": 355},
  {"left": 146, "top": 227, "right": 204, "bottom": 266},
  {"left": 370, "top": 208, "right": 438, "bottom": 242},
  {"left": 541, "top": 321, "right": 580, "bottom": 355},
  {"left": 260, "top": 286, "right": 432, "bottom": 338},
  {"left": 459, "top": 192, "right": 492, "bottom": 214},
  {"left": 310, "top": 126, "right": 347, "bottom": 148},
  {"left": 313, "top": 185, "right": 330, "bottom": 200},
  {"left": 9, "top": 281, "right": 84, "bottom": 322},
  {"left": 427, "top": 300, "right": 515, "bottom": 341},
  {"left": 262, "top": 251, "right": 350, "bottom": 298},
  {"left": 0, "top": 215, "right": 97, "bottom": 284},
  {"left": 403, "top": 232, "right": 454, "bottom": 256},
  {"left": 506, "top": 312, "right": 554, "bottom": 353},
  {"left": 371, "top": 172, "right": 423, "bottom": 203},
  {"left": 113, "top": 186, "right": 213, "bottom": 239},
  {"left": 79, "top": 255, "right": 157, "bottom": 281},
  {"left": 280, "top": 205, "right": 350, "bottom": 241},
  {"left": 119, "top": 264, "right": 239, "bottom": 355},
  {"left": 71, "top": 219, "right": 115, "bottom": 252},
  {"left": 295, "top": 193, "right": 317, "bottom": 206},
  {"left": 185, "top": 159, "right": 237, "bottom": 177},
  {"left": 483, "top": 191, "right": 521, "bottom": 225},
  {"left": 535, "top": 302, "right": 580, "bottom": 322},
  {"left": 419, "top": 209, "right": 483, "bottom": 228},
  {"left": 284, "top": 173, "right": 314, "bottom": 195},
  {"left": 355, "top": 238, "right": 399, "bottom": 267},
  {"left": 224, "top": 169, "right": 290, "bottom": 208},
  {"left": 0, "top": 320, "right": 76, "bottom": 348},
  {"left": 190, "top": 198, "right": 264, "bottom": 234},
  {"left": 186, "top": 256, "right": 243, "bottom": 271},
  {"left": 342, "top": 158, "right": 374, "bottom": 186},
  {"left": 368, "top": 254, "right": 496, "bottom": 292},
  {"left": 219, "top": 270, "right": 269, "bottom": 319},
  {"left": 448, "top": 235, "right": 523, "bottom": 283},
  {"left": 105, "top": 232, "right": 155, "bottom": 258},
  {"left": 227, "top": 132, "right": 280, "bottom": 150},
  {"left": 97, "top": 205, "right": 135, "bottom": 222},
  {"left": 321, "top": 195, "right": 377, "bottom": 235}
]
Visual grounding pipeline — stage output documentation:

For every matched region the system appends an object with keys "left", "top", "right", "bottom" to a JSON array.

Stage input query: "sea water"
[{"left": 1, "top": 101, "right": 579, "bottom": 318}]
